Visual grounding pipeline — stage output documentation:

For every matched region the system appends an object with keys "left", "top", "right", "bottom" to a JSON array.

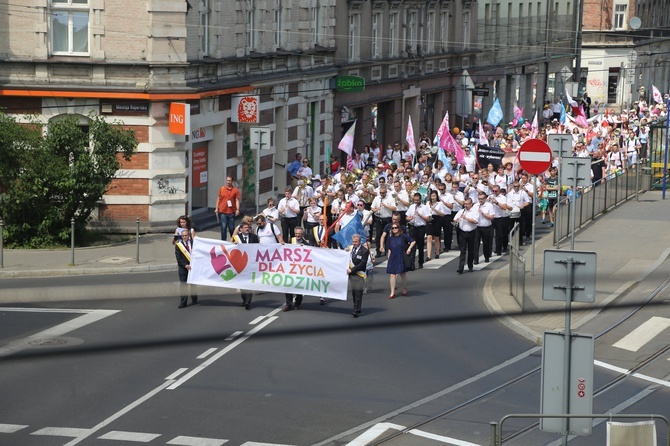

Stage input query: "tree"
[{"left": 0, "top": 113, "right": 137, "bottom": 247}]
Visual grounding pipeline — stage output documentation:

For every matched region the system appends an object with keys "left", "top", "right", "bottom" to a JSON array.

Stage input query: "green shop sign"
[{"left": 332, "top": 76, "right": 365, "bottom": 92}]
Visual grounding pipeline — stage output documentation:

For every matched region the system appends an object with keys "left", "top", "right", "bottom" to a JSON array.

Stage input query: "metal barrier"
[
  {"left": 553, "top": 162, "right": 642, "bottom": 246},
  {"left": 508, "top": 223, "right": 525, "bottom": 308},
  {"left": 491, "top": 413, "right": 669, "bottom": 446}
]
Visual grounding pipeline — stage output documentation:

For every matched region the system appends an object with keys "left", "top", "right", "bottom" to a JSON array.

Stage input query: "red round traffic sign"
[{"left": 518, "top": 139, "right": 553, "bottom": 175}]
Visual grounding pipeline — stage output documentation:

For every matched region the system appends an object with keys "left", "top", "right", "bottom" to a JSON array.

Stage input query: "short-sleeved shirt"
[{"left": 217, "top": 186, "right": 241, "bottom": 213}]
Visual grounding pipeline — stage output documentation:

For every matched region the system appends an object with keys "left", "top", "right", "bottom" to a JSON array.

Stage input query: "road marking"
[
  {"left": 32, "top": 427, "right": 90, "bottom": 437},
  {"left": 0, "top": 308, "right": 119, "bottom": 357},
  {"left": 240, "top": 442, "right": 297, "bottom": 446},
  {"left": 167, "top": 436, "right": 229, "bottom": 445},
  {"left": 344, "top": 422, "right": 405, "bottom": 446},
  {"left": 313, "top": 347, "right": 541, "bottom": 446},
  {"left": 594, "top": 360, "right": 670, "bottom": 388},
  {"left": 63, "top": 380, "right": 174, "bottom": 445},
  {"left": 167, "top": 317, "right": 279, "bottom": 390},
  {"left": 197, "top": 348, "right": 218, "bottom": 359},
  {"left": 409, "top": 428, "right": 482, "bottom": 445},
  {"left": 249, "top": 316, "right": 265, "bottom": 325},
  {"left": 0, "top": 424, "right": 28, "bottom": 433},
  {"left": 225, "top": 331, "right": 243, "bottom": 341},
  {"left": 612, "top": 316, "right": 670, "bottom": 352},
  {"left": 98, "top": 430, "right": 160, "bottom": 442},
  {"left": 165, "top": 368, "right": 189, "bottom": 380}
]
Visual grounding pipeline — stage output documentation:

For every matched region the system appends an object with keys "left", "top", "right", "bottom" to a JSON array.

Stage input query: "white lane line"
[
  {"left": 314, "top": 347, "right": 541, "bottom": 446},
  {"left": 168, "top": 317, "right": 279, "bottom": 390},
  {"left": 249, "top": 316, "right": 265, "bottom": 325},
  {"left": 0, "top": 308, "right": 96, "bottom": 314},
  {"left": 98, "top": 430, "right": 160, "bottom": 442},
  {"left": 423, "top": 253, "right": 458, "bottom": 270},
  {"left": 197, "top": 348, "right": 218, "bottom": 359},
  {"left": 0, "top": 309, "right": 119, "bottom": 357},
  {"left": 63, "top": 380, "right": 174, "bottom": 445},
  {"left": 409, "top": 428, "right": 483, "bottom": 445},
  {"left": 167, "top": 436, "right": 228, "bottom": 445},
  {"left": 31, "top": 427, "right": 90, "bottom": 437},
  {"left": 225, "top": 331, "right": 243, "bottom": 341},
  {"left": 595, "top": 360, "right": 670, "bottom": 388},
  {"left": 165, "top": 368, "right": 189, "bottom": 380},
  {"left": 344, "top": 422, "right": 406, "bottom": 446},
  {"left": 240, "top": 442, "right": 298, "bottom": 446},
  {"left": 0, "top": 424, "right": 28, "bottom": 433},
  {"left": 249, "top": 307, "right": 284, "bottom": 325},
  {"left": 612, "top": 316, "right": 670, "bottom": 352}
]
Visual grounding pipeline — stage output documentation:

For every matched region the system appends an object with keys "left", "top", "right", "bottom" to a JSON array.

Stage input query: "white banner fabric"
[{"left": 187, "top": 237, "right": 350, "bottom": 300}]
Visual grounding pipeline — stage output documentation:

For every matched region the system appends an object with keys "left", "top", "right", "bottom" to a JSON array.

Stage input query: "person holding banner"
[
  {"left": 175, "top": 229, "right": 198, "bottom": 308},
  {"left": 347, "top": 234, "right": 369, "bottom": 318},
  {"left": 235, "top": 222, "right": 259, "bottom": 310},
  {"left": 283, "top": 227, "right": 312, "bottom": 311}
]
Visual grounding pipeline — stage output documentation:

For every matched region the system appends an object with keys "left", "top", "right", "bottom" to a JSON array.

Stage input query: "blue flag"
[
  {"left": 332, "top": 213, "right": 366, "bottom": 249},
  {"left": 486, "top": 98, "right": 504, "bottom": 127},
  {"left": 559, "top": 101, "right": 566, "bottom": 125}
]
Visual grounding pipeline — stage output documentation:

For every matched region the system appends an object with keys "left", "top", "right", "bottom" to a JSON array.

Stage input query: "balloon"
[
  {"left": 601, "top": 120, "right": 609, "bottom": 127},
  {"left": 452, "top": 127, "right": 460, "bottom": 135},
  {"left": 518, "top": 117, "right": 525, "bottom": 125}
]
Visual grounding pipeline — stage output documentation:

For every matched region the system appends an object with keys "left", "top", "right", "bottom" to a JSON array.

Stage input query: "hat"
[
  {"left": 460, "top": 138, "right": 469, "bottom": 147},
  {"left": 312, "top": 174, "right": 321, "bottom": 181},
  {"left": 377, "top": 163, "right": 385, "bottom": 168}
]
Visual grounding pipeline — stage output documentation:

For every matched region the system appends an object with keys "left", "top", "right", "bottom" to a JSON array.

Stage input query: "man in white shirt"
[
  {"left": 254, "top": 214, "right": 284, "bottom": 245},
  {"left": 490, "top": 186, "right": 510, "bottom": 255},
  {"left": 453, "top": 198, "right": 478, "bottom": 274},
  {"left": 370, "top": 185, "right": 397, "bottom": 256},
  {"left": 519, "top": 173, "right": 535, "bottom": 241},
  {"left": 437, "top": 182, "right": 455, "bottom": 251},
  {"left": 392, "top": 180, "right": 410, "bottom": 227},
  {"left": 405, "top": 192, "right": 432, "bottom": 269},
  {"left": 278, "top": 187, "right": 301, "bottom": 241},
  {"left": 474, "top": 192, "right": 495, "bottom": 263},
  {"left": 506, "top": 181, "right": 530, "bottom": 246}
]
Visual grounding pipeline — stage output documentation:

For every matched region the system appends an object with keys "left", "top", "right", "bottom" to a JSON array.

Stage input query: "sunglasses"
[{"left": 392, "top": 227, "right": 399, "bottom": 230}]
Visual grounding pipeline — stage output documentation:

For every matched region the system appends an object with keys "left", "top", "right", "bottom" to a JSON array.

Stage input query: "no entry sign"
[{"left": 518, "top": 139, "right": 553, "bottom": 175}]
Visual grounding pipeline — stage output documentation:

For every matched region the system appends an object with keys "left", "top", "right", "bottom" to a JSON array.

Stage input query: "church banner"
[{"left": 188, "top": 237, "right": 350, "bottom": 300}]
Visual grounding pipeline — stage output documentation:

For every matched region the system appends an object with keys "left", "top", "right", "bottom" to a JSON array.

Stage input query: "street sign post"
[
  {"left": 518, "top": 139, "right": 553, "bottom": 175},
  {"left": 250, "top": 126, "right": 271, "bottom": 216}
]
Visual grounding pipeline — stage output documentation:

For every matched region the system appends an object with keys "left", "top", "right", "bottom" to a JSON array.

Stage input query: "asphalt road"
[{"left": 1, "top": 256, "right": 669, "bottom": 446}]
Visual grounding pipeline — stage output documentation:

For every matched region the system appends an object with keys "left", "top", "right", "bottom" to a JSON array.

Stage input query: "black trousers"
[
  {"left": 493, "top": 217, "right": 509, "bottom": 254},
  {"left": 285, "top": 293, "right": 303, "bottom": 307},
  {"left": 241, "top": 292, "right": 253, "bottom": 306},
  {"left": 475, "top": 225, "right": 493, "bottom": 261},
  {"left": 178, "top": 267, "right": 197, "bottom": 306},
  {"left": 440, "top": 214, "right": 454, "bottom": 251},
  {"left": 349, "top": 275, "right": 365, "bottom": 314},
  {"left": 521, "top": 204, "right": 533, "bottom": 238},
  {"left": 408, "top": 225, "right": 426, "bottom": 266},
  {"left": 374, "top": 217, "right": 391, "bottom": 252},
  {"left": 458, "top": 230, "right": 476, "bottom": 272},
  {"left": 281, "top": 217, "right": 300, "bottom": 242}
]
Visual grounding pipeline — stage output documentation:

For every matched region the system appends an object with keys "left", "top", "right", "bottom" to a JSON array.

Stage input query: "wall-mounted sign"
[
  {"left": 100, "top": 101, "right": 149, "bottom": 115},
  {"left": 190, "top": 126, "right": 213, "bottom": 143},
  {"left": 231, "top": 95, "right": 260, "bottom": 123},
  {"left": 472, "top": 87, "right": 490, "bottom": 97},
  {"left": 332, "top": 76, "right": 365, "bottom": 92},
  {"left": 168, "top": 102, "right": 190, "bottom": 135}
]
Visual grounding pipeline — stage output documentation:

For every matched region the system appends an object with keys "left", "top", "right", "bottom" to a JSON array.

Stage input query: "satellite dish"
[{"left": 629, "top": 17, "right": 642, "bottom": 30}]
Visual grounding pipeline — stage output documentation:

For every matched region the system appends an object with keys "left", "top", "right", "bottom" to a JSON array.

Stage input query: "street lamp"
[{"left": 663, "top": 97, "right": 669, "bottom": 199}]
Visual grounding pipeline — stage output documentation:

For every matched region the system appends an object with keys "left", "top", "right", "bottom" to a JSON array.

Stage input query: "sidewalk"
[
  {"left": 2, "top": 192, "right": 670, "bottom": 342},
  {"left": 484, "top": 190, "right": 670, "bottom": 343}
]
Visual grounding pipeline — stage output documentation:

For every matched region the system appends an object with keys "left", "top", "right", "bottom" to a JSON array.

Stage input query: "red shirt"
[
  {"left": 330, "top": 160, "right": 340, "bottom": 174},
  {"left": 217, "top": 186, "right": 240, "bottom": 213}
]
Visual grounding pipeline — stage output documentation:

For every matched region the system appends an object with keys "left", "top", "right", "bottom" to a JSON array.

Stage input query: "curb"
[{"left": 0, "top": 264, "right": 176, "bottom": 279}]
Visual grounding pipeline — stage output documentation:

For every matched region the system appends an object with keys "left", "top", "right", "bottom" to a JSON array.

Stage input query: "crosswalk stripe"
[
  {"left": 98, "top": 430, "right": 161, "bottom": 442},
  {"left": 0, "top": 424, "right": 28, "bottom": 433},
  {"left": 612, "top": 316, "right": 670, "bottom": 352},
  {"left": 240, "top": 442, "right": 297, "bottom": 446},
  {"left": 167, "top": 436, "right": 228, "bottom": 445},
  {"left": 409, "top": 428, "right": 482, "bottom": 445},
  {"left": 31, "top": 427, "right": 90, "bottom": 437}
]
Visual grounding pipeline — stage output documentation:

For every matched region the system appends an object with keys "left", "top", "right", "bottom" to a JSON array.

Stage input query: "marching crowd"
[{"left": 173, "top": 95, "right": 667, "bottom": 316}]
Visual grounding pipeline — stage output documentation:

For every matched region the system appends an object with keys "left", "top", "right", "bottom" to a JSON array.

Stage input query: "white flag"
[
  {"left": 338, "top": 120, "right": 357, "bottom": 157},
  {"left": 652, "top": 85, "right": 663, "bottom": 104}
]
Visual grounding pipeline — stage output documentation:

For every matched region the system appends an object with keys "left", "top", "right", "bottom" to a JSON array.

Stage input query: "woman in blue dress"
[{"left": 385, "top": 223, "right": 416, "bottom": 299}]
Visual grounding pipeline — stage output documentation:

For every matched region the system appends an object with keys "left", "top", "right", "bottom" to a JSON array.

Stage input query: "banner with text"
[{"left": 188, "top": 237, "right": 350, "bottom": 300}]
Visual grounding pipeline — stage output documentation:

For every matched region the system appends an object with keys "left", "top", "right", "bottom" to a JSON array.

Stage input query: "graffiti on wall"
[{"left": 157, "top": 178, "right": 184, "bottom": 194}]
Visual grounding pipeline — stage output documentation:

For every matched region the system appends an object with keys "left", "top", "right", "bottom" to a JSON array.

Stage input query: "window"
[
  {"left": 614, "top": 3, "right": 627, "bottom": 29},
  {"left": 51, "top": 0, "right": 90, "bottom": 55},
  {"left": 274, "top": 0, "right": 282, "bottom": 48},
  {"left": 247, "top": 0, "right": 256, "bottom": 49},
  {"left": 348, "top": 13, "right": 360, "bottom": 62},
  {"left": 312, "top": 1, "right": 320, "bottom": 45},
  {"left": 462, "top": 11, "right": 470, "bottom": 50},
  {"left": 389, "top": 13, "right": 398, "bottom": 57},
  {"left": 426, "top": 12, "right": 435, "bottom": 53},
  {"left": 200, "top": 0, "right": 210, "bottom": 56},
  {"left": 372, "top": 13, "right": 381, "bottom": 59},
  {"left": 406, "top": 11, "right": 416, "bottom": 53},
  {"left": 440, "top": 11, "right": 449, "bottom": 53}
]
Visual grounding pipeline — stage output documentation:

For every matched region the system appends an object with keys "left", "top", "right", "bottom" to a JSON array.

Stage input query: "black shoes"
[
  {"left": 283, "top": 304, "right": 293, "bottom": 312},
  {"left": 178, "top": 303, "right": 186, "bottom": 308},
  {"left": 457, "top": 269, "right": 463, "bottom": 274},
  {"left": 352, "top": 311, "right": 360, "bottom": 318}
]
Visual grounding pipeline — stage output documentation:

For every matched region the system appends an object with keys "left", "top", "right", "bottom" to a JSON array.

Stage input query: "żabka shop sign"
[{"left": 334, "top": 76, "right": 365, "bottom": 93}]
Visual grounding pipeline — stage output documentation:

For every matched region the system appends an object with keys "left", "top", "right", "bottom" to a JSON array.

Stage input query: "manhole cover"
[
  {"left": 29, "top": 338, "right": 68, "bottom": 346},
  {"left": 98, "top": 256, "right": 133, "bottom": 264}
]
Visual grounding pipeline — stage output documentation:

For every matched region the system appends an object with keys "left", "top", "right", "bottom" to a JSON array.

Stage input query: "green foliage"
[
  {"left": 0, "top": 112, "right": 137, "bottom": 248},
  {"left": 242, "top": 134, "right": 256, "bottom": 201}
]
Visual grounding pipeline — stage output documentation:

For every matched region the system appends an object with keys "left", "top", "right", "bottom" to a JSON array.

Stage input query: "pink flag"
[
  {"left": 406, "top": 115, "right": 417, "bottom": 155},
  {"left": 530, "top": 110, "right": 539, "bottom": 139},
  {"left": 652, "top": 85, "right": 663, "bottom": 104},
  {"left": 433, "top": 112, "right": 450, "bottom": 146},
  {"left": 565, "top": 87, "right": 588, "bottom": 128},
  {"left": 338, "top": 120, "right": 357, "bottom": 157},
  {"left": 346, "top": 153, "right": 355, "bottom": 171},
  {"left": 439, "top": 112, "right": 466, "bottom": 165}
]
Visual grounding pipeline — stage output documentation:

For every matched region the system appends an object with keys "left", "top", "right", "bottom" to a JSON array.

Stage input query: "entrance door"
[{"left": 607, "top": 68, "right": 620, "bottom": 104}]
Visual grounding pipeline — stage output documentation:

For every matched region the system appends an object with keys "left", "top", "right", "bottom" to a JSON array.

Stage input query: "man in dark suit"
[
  {"left": 347, "top": 234, "right": 369, "bottom": 318},
  {"left": 175, "top": 229, "right": 198, "bottom": 308},
  {"left": 235, "top": 222, "right": 259, "bottom": 310}
]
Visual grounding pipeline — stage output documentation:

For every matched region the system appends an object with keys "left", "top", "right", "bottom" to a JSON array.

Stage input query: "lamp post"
[{"left": 663, "top": 98, "right": 669, "bottom": 199}]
